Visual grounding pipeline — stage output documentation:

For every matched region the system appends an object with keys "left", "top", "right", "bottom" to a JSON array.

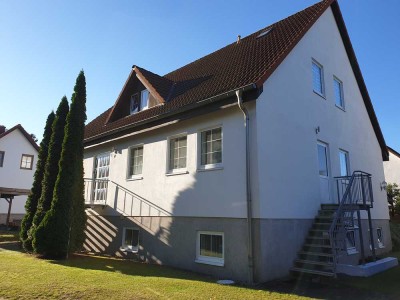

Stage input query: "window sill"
[
  {"left": 166, "top": 170, "right": 189, "bottom": 176},
  {"left": 347, "top": 248, "right": 358, "bottom": 255},
  {"left": 127, "top": 176, "right": 143, "bottom": 181},
  {"left": 197, "top": 165, "right": 223, "bottom": 172},
  {"left": 313, "top": 90, "right": 326, "bottom": 99},
  {"left": 335, "top": 104, "right": 346, "bottom": 112},
  {"left": 195, "top": 258, "right": 224, "bottom": 267},
  {"left": 120, "top": 247, "right": 138, "bottom": 253}
]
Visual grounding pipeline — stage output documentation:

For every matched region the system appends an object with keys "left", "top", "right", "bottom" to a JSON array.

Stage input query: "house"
[
  {"left": 83, "top": 0, "right": 391, "bottom": 283},
  {"left": 384, "top": 147, "right": 400, "bottom": 186},
  {"left": 0, "top": 124, "right": 38, "bottom": 226}
]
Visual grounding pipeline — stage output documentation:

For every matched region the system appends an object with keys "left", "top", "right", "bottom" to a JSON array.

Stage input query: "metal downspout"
[{"left": 236, "top": 90, "right": 254, "bottom": 284}]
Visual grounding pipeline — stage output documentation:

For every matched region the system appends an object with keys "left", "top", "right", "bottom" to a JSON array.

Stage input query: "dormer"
[{"left": 106, "top": 66, "right": 175, "bottom": 124}]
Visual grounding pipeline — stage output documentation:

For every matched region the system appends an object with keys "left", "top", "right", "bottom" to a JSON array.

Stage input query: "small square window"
[
  {"left": 128, "top": 146, "right": 143, "bottom": 177},
  {"left": 169, "top": 135, "right": 187, "bottom": 171},
  {"left": 20, "top": 154, "right": 34, "bottom": 170},
  {"left": 0, "top": 151, "right": 4, "bottom": 167},
  {"left": 200, "top": 127, "right": 222, "bottom": 167},
  {"left": 312, "top": 60, "right": 324, "bottom": 96},
  {"left": 121, "top": 228, "right": 139, "bottom": 252},
  {"left": 334, "top": 77, "right": 344, "bottom": 109},
  {"left": 196, "top": 231, "right": 224, "bottom": 266}
]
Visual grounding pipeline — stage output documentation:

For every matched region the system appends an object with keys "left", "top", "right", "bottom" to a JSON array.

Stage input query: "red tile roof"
[
  {"left": 84, "top": 0, "right": 388, "bottom": 160},
  {"left": 0, "top": 124, "right": 39, "bottom": 151}
]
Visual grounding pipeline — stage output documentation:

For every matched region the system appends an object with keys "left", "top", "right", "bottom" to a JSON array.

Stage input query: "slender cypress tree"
[
  {"left": 20, "top": 111, "right": 55, "bottom": 252},
  {"left": 30, "top": 97, "right": 69, "bottom": 249},
  {"left": 33, "top": 71, "right": 87, "bottom": 258}
]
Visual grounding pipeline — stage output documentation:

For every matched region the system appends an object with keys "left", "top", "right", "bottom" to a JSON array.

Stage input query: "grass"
[
  {"left": 0, "top": 230, "right": 399, "bottom": 300},
  {"left": 0, "top": 230, "right": 19, "bottom": 243}
]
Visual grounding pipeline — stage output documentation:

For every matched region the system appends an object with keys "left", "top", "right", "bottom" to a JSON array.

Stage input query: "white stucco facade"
[
  {"left": 384, "top": 148, "right": 400, "bottom": 186},
  {"left": 0, "top": 128, "right": 38, "bottom": 218}
]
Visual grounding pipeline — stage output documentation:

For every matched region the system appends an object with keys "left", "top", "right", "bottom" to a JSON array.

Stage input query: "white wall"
[
  {"left": 0, "top": 129, "right": 37, "bottom": 214},
  {"left": 84, "top": 106, "right": 248, "bottom": 218},
  {"left": 384, "top": 149, "right": 400, "bottom": 186},
  {"left": 254, "top": 7, "right": 389, "bottom": 220}
]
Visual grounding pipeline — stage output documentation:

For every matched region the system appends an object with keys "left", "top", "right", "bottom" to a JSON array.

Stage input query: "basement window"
[
  {"left": 377, "top": 227, "right": 384, "bottom": 248},
  {"left": 196, "top": 231, "right": 224, "bottom": 266},
  {"left": 121, "top": 228, "right": 139, "bottom": 252},
  {"left": 346, "top": 229, "right": 357, "bottom": 254}
]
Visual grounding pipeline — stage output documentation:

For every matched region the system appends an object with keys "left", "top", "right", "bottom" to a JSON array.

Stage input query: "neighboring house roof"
[
  {"left": 387, "top": 146, "right": 400, "bottom": 159},
  {"left": 84, "top": 0, "right": 388, "bottom": 161},
  {"left": 0, "top": 124, "right": 39, "bottom": 152}
]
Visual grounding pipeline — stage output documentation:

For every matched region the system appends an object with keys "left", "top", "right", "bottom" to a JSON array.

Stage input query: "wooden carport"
[{"left": 0, "top": 187, "right": 30, "bottom": 227}]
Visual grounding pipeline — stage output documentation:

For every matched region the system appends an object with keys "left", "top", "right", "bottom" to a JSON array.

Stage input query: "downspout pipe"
[{"left": 236, "top": 90, "right": 254, "bottom": 284}]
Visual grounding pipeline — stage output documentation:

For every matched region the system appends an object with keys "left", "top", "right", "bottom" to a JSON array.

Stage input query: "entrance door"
[
  {"left": 317, "top": 142, "right": 331, "bottom": 203},
  {"left": 92, "top": 153, "right": 110, "bottom": 202}
]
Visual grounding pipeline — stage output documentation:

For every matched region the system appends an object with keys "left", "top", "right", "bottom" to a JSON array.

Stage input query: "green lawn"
[{"left": 0, "top": 231, "right": 398, "bottom": 300}]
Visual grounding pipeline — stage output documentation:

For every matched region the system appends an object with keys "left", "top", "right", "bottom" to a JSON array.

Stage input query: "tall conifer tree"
[
  {"left": 20, "top": 111, "right": 55, "bottom": 251},
  {"left": 30, "top": 97, "right": 69, "bottom": 249},
  {"left": 34, "top": 71, "right": 87, "bottom": 258}
]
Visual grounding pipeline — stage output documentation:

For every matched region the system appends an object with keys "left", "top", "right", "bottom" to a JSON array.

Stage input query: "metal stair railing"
[
  {"left": 84, "top": 178, "right": 171, "bottom": 217},
  {"left": 329, "top": 171, "right": 373, "bottom": 275}
]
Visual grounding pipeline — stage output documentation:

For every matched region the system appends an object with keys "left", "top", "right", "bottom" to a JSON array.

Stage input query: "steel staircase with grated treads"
[{"left": 290, "top": 204, "right": 339, "bottom": 277}]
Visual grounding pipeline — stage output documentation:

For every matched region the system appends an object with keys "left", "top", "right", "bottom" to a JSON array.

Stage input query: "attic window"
[
  {"left": 257, "top": 28, "right": 273, "bottom": 39},
  {"left": 130, "top": 89, "right": 149, "bottom": 115}
]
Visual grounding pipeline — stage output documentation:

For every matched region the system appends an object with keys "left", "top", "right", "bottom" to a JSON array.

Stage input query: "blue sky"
[{"left": 1, "top": 0, "right": 399, "bottom": 150}]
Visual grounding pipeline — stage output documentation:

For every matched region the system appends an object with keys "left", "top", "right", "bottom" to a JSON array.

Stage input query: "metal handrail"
[{"left": 329, "top": 171, "right": 373, "bottom": 274}]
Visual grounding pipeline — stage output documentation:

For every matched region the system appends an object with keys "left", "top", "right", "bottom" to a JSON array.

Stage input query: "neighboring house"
[
  {"left": 384, "top": 146, "right": 400, "bottom": 186},
  {"left": 83, "top": 0, "right": 391, "bottom": 283},
  {"left": 0, "top": 124, "right": 38, "bottom": 225}
]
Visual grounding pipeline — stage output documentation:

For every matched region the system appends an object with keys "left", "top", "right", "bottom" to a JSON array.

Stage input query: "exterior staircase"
[
  {"left": 291, "top": 171, "right": 376, "bottom": 278},
  {"left": 290, "top": 204, "right": 338, "bottom": 277}
]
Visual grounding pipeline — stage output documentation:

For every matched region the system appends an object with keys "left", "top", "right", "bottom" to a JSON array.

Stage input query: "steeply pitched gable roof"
[
  {"left": 85, "top": 0, "right": 388, "bottom": 160},
  {"left": 0, "top": 124, "right": 39, "bottom": 151}
]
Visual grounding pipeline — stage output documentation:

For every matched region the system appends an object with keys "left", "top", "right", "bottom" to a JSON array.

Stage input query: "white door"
[
  {"left": 93, "top": 153, "right": 110, "bottom": 202},
  {"left": 317, "top": 142, "right": 331, "bottom": 203}
]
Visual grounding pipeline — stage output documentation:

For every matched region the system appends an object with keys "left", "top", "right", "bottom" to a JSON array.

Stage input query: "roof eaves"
[
  {"left": 0, "top": 124, "right": 39, "bottom": 152},
  {"left": 331, "top": 0, "right": 388, "bottom": 161}
]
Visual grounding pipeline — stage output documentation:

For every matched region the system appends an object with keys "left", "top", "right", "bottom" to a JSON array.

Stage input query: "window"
[
  {"left": 377, "top": 227, "right": 384, "bottom": 248},
  {"left": 339, "top": 150, "right": 350, "bottom": 176},
  {"left": 128, "top": 146, "right": 143, "bottom": 177},
  {"left": 346, "top": 230, "right": 357, "bottom": 254},
  {"left": 121, "top": 228, "right": 139, "bottom": 252},
  {"left": 20, "top": 154, "right": 34, "bottom": 170},
  {"left": 334, "top": 77, "right": 344, "bottom": 109},
  {"left": 0, "top": 151, "right": 4, "bottom": 167},
  {"left": 130, "top": 89, "right": 149, "bottom": 115},
  {"left": 169, "top": 135, "right": 187, "bottom": 171},
  {"left": 196, "top": 231, "right": 224, "bottom": 266},
  {"left": 200, "top": 127, "right": 222, "bottom": 167},
  {"left": 312, "top": 60, "right": 324, "bottom": 96},
  {"left": 317, "top": 143, "right": 328, "bottom": 177}
]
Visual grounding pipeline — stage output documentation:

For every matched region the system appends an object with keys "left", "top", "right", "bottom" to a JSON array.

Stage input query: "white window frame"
[
  {"left": 317, "top": 141, "right": 329, "bottom": 178},
  {"left": 333, "top": 76, "right": 345, "bottom": 110},
  {"left": 377, "top": 227, "right": 385, "bottom": 248},
  {"left": 140, "top": 89, "right": 149, "bottom": 111},
  {"left": 127, "top": 144, "right": 144, "bottom": 180},
  {"left": 121, "top": 227, "right": 139, "bottom": 253},
  {"left": 312, "top": 59, "right": 325, "bottom": 97},
  {"left": 166, "top": 133, "right": 188, "bottom": 175},
  {"left": 195, "top": 231, "right": 224, "bottom": 267},
  {"left": 339, "top": 149, "right": 350, "bottom": 177},
  {"left": 197, "top": 126, "right": 223, "bottom": 171}
]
